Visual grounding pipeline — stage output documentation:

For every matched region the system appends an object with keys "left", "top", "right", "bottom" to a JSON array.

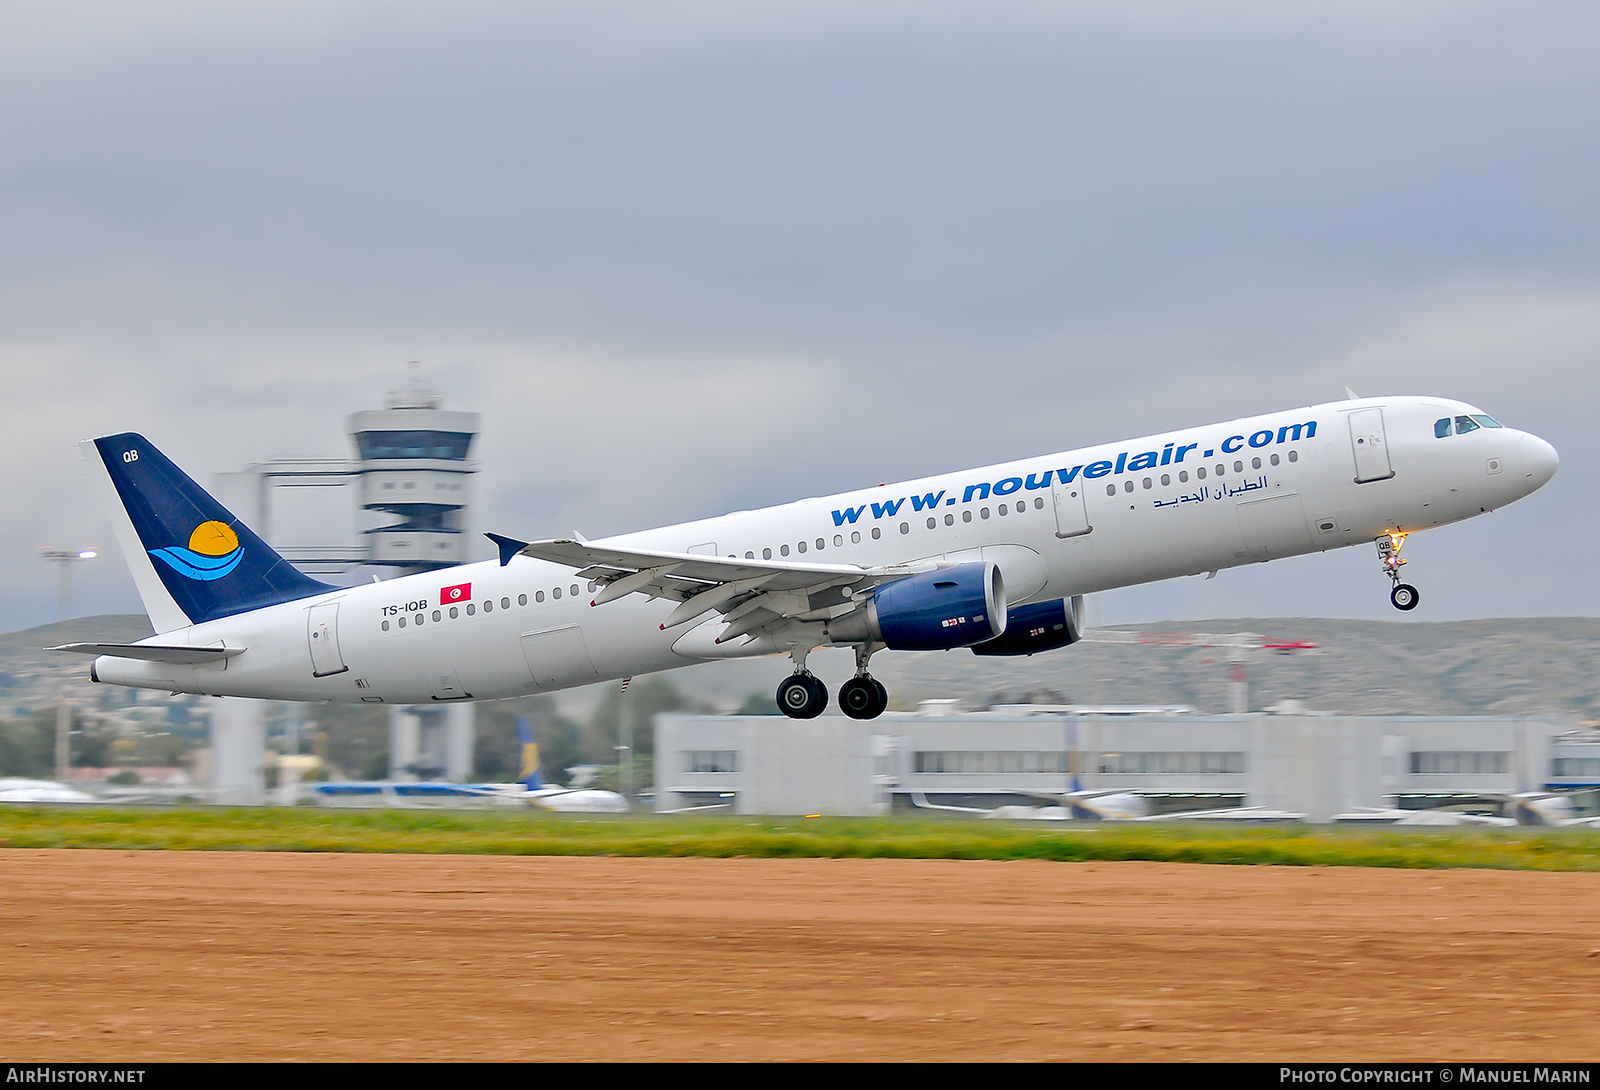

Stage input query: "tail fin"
[
  {"left": 517, "top": 718, "right": 546, "bottom": 790},
  {"left": 83, "top": 433, "right": 334, "bottom": 630}
]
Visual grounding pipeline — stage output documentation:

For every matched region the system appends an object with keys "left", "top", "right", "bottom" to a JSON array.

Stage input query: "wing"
[{"left": 489, "top": 533, "right": 933, "bottom": 644}]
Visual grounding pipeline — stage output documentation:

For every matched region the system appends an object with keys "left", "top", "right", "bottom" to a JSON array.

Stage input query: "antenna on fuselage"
[{"left": 1344, "top": 386, "right": 1361, "bottom": 401}]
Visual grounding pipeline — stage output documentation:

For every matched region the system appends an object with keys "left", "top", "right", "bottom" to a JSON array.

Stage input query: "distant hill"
[
  {"left": 0, "top": 615, "right": 154, "bottom": 716},
  {"left": 2, "top": 614, "right": 1595, "bottom": 725},
  {"left": 864, "top": 616, "right": 1600, "bottom": 723}
]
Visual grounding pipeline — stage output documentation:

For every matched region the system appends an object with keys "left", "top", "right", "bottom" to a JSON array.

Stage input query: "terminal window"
[
  {"left": 1097, "top": 751, "right": 1245, "bottom": 775},
  {"left": 685, "top": 750, "right": 740, "bottom": 773},
  {"left": 1409, "top": 751, "right": 1509, "bottom": 775},
  {"left": 915, "top": 751, "right": 1069, "bottom": 774}
]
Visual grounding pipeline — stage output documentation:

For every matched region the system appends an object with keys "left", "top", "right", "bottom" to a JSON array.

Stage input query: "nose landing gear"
[{"left": 1378, "top": 534, "right": 1420, "bottom": 612}]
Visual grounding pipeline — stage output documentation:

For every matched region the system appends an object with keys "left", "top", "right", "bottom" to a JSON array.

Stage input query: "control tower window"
[{"left": 356, "top": 430, "right": 474, "bottom": 460}]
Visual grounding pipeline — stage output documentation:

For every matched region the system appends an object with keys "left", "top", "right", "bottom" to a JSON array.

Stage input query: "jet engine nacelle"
[
  {"left": 970, "top": 594, "right": 1085, "bottom": 657},
  {"left": 829, "top": 562, "right": 1007, "bottom": 651}
]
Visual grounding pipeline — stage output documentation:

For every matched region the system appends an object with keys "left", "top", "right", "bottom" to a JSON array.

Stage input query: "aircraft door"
[
  {"left": 1051, "top": 478, "right": 1091, "bottom": 538},
  {"left": 1348, "top": 408, "right": 1395, "bottom": 483},
  {"left": 307, "top": 602, "right": 348, "bottom": 677}
]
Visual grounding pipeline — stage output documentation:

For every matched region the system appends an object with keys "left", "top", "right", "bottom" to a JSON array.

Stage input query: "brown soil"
[{"left": 0, "top": 850, "right": 1595, "bottom": 1061}]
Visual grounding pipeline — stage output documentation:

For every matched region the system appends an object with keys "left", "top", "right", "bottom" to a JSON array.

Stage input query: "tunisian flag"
[{"left": 440, "top": 582, "right": 472, "bottom": 604}]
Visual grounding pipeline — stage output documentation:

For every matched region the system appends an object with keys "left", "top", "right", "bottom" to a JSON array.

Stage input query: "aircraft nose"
[{"left": 1518, "top": 433, "right": 1559, "bottom": 491}]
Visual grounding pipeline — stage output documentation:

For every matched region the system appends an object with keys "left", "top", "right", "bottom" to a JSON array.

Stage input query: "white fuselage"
[{"left": 93, "top": 396, "right": 1557, "bottom": 704}]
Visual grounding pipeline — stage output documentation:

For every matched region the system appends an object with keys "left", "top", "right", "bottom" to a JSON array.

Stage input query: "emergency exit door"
[{"left": 1348, "top": 408, "right": 1395, "bottom": 483}]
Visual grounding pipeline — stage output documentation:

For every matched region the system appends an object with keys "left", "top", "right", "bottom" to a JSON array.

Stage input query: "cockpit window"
[
  {"left": 1470, "top": 414, "right": 1503, "bottom": 429},
  {"left": 1454, "top": 415, "right": 1480, "bottom": 435},
  {"left": 1434, "top": 418, "right": 1452, "bottom": 439}
]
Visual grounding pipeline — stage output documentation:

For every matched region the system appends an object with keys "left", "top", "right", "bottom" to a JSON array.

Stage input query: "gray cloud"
[{"left": 3, "top": 2, "right": 1595, "bottom": 629}]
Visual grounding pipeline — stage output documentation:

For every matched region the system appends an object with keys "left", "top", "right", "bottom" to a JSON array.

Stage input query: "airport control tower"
[
  {"left": 210, "top": 368, "right": 483, "bottom": 795},
  {"left": 350, "top": 370, "right": 480, "bottom": 575}
]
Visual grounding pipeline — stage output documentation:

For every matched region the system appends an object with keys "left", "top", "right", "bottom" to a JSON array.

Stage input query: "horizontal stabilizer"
[{"left": 50, "top": 642, "right": 246, "bottom": 665}]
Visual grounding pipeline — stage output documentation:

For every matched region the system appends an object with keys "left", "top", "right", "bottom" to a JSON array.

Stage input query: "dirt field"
[{"left": 0, "top": 850, "right": 1596, "bottom": 1062}]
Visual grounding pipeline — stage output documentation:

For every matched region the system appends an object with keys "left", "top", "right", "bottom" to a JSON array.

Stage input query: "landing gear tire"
[
  {"left": 1390, "top": 583, "right": 1420, "bottom": 611},
  {"left": 839, "top": 676, "right": 889, "bottom": 720},
  {"left": 777, "top": 674, "right": 828, "bottom": 719}
]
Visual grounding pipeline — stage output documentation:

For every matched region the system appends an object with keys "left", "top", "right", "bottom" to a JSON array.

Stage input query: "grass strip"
[{"left": 2, "top": 805, "right": 1600, "bottom": 870}]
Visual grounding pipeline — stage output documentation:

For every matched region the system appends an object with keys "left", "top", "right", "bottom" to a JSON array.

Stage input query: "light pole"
[{"left": 39, "top": 547, "right": 97, "bottom": 782}]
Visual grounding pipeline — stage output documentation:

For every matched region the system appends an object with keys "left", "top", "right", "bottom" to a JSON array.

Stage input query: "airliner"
[{"left": 56, "top": 395, "right": 1558, "bottom": 720}]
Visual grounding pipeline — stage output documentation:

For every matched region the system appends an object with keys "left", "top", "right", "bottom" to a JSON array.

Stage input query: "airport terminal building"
[{"left": 656, "top": 707, "right": 1599, "bottom": 821}]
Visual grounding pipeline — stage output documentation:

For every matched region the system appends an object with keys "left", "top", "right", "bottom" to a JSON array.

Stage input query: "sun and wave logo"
[{"left": 149, "top": 521, "right": 244, "bottom": 581}]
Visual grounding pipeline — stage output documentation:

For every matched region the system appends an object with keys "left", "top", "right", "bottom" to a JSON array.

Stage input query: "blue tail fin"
[
  {"left": 86, "top": 433, "right": 335, "bottom": 628},
  {"left": 517, "top": 718, "right": 546, "bottom": 790}
]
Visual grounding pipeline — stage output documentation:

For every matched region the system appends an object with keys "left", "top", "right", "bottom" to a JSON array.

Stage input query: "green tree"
[
  {"left": 582, "top": 676, "right": 706, "bottom": 764},
  {"left": 0, "top": 716, "right": 53, "bottom": 777},
  {"left": 472, "top": 695, "right": 583, "bottom": 784}
]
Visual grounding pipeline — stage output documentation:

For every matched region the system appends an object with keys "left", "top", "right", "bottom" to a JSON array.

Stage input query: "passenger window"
[
  {"left": 781, "top": 545, "right": 789, "bottom": 556},
  {"left": 1233, "top": 461, "right": 1243, "bottom": 473},
  {"left": 816, "top": 538, "right": 825, "bottom": 550},
  {"left": 745, "top": 551, "right": 754, "bottom": 559},
  {"left": 570, "top": 585, "right": 578, "bottom": 597},
  {"left": 963, "top": 510, "right": 973, "bottom": 522},
  {"left": 997, "top": 503, "right": 1007, "bottom": 515},
  {"left": 797, "top": 541, "right": 806, "bottom": 553},
  {"left": 1269, "top": 454, "right": 1279, "bottom": 466},
  {"left": 534, "top": 591, "right": 543, "bottom": 603},
  {"left": 1034, "top": 497, "right": 1044, "bottom": 509},
  {"left": 1106, "top": 484, "right": 1116, "bottom": 496},
  {"left": 484, "top": 600, "right": 493, "bottom": 611},
  {"left": 899, "top": 522, "right": 909, "bottom": 534},
  {"left": 1123, "top": 481, "right": 1134, "bottom": 493},
  {"left": 1287, "top": 450, "right": 1298, "bottom": 463},
  {"left": 1435, "top": 418, "right": 1453, "bottom": 439},
  {"left": 850, "top": 532, "right": 860, "bottom": 543},
  {"left": 944, "top": 514, "right": 954, "bottom": 526},
  {"left": 466, "top": 603, "right": 475, "bottom": 614},
  {"left": 1251, "top": 458, "right": 1260, "bottom": 470},
  {"left": 1142, "top": 478, "right": 1152, "bottom": 489},
  {"left": 1196, "top": 467, "right": 1206, "bottom": 479},
  {"left": 503, "top": 597, "right": 512, "bottom": 610},
  {"left": 1455, "top": 415, "right": 1480, "bottom": 435},
  {"left": 518, "top": 595, "right": 527, "bottom": 606},
  {"left": 550, "top": 588, "right": 559, "bottom": 600},
  {"left": 763, "top": 548, "right": 772, "bottom": 559},
  {"left": 870, "top": 528, "right": 881, "bottom": 540},
  {"left": 1178, "top": 471, "right": 1188, "bottom": 483},
  {"left": 1160, "top": 474, "right": 1170, "bottom": 486},
  {"left": 980, "top": 507, "right": 990, "bottom": 519},
  {"left": 432, "top": 610, "right": 441, "bottom": 621},
  {"left": 927, "top": 517, "right": 936, "bottom": 529},
  {"left": 398, "top": 616, "right": 406, "bottom": 628},
  {"left": 833, "top": 535, "right": 843, "bottom": 547},
  {"left": 382, "top": 620, "right": 390, "bottom": 631}
]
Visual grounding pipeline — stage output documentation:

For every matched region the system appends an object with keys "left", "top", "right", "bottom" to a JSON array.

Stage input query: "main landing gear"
[
  {"left": 776, "top": 646, "right": 890, "bottom": 720},
  {"left": 1378, "top": 533, "right": 1420, "bottom": 612},
  {"left": 776, "top": 673, "right": 828, "bottom": 719},
  {"left": 838, "top": 675, "right": 889, "bottom": 720}
]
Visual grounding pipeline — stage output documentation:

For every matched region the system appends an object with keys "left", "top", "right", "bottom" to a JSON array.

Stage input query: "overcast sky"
[{"left": 5, "top": 1, "right": 1596, "bottom": 633}]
